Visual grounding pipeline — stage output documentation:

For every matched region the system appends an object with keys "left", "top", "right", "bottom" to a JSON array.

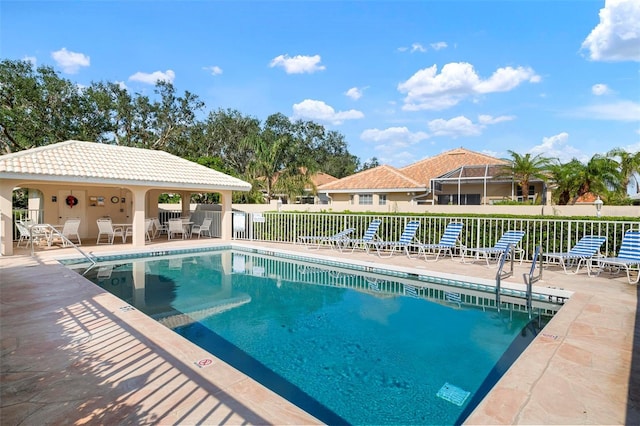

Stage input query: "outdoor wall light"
[{"left": 594, "top": 195, "right": 604, "bottom": 218}]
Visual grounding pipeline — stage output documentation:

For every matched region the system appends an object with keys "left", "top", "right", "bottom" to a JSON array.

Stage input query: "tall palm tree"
[
  {"left": 608, "top": 148, "right": 640, "bottom": 195},
  {"left": 498, "top": 151, "right": 554, "bottom": 201}
]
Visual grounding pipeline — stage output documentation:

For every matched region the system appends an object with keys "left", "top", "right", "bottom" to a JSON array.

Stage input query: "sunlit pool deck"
[{"left": 1, "top": 238, "right": 638, "bottom": 425}]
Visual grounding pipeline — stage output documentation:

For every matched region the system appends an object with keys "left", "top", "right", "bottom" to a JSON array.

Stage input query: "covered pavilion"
[{"left": 0, "top": 140, "right": 251, "bottom": 256}]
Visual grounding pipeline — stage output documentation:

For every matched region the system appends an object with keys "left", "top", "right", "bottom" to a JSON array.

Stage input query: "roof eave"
[
  {"left": 0, "top": 173, "right": 251, "bottom": 192},
  {"left": 319, "top": 187, "right": 428, "bottom": 194}
]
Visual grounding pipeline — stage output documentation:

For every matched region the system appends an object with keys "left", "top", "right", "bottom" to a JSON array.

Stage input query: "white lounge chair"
[
  {"left": 373, "top": 221, "right": 420, "bottom": 257},
  {"left": 463, "top": 230, "right": 526, "bottom": 266},
  {"left": 415, "top": 222, "right": 464, "bottom": 261},
  {"left": 593, "top": 230, "right": 640, "bottom": 284},
  {"left": 297, "top": 227, "right": 355, "bottom": 250},
  {"left": 543, "top": 235, "right": 607, "bottom": 274},
  {"left": 340, "top": 219, "right": 383, "bottom": 253}
]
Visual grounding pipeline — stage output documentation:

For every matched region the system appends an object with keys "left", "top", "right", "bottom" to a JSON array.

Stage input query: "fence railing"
[
  {"left": 10, "top": 209, "right": 639, "bottom": 260},
  {"left": 233, "top": 212, "right": 640, "bottom": 261}
]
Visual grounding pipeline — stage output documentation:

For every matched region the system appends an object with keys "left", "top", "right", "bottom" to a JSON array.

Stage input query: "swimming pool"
[{"left": 71, "top": 247, "right": 562, "bottom": 425}]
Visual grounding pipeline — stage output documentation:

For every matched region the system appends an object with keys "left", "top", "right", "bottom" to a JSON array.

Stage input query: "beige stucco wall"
[{"left": 233, "top": 199, "right": 640, "bottom": 218}]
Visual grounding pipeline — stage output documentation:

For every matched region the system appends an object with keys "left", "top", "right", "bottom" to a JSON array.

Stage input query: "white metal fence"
[
  {"left": 232, "top": 212, "right": 640, "bottom": 260},
  {"left": 11, "top": 209, "right": 639, "bottom": 260}
]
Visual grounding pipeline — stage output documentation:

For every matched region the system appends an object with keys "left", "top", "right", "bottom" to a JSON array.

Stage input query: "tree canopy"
[{"left": 0, "top": 59, "right": 360, "bottom": 203}]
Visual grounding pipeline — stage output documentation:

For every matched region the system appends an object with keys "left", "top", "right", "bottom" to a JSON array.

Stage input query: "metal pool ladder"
[
  {"left": 523, "top": 245, "right": 543, "bottom": 318},
  {"left": 495, "top": 243, "right": 515, "bottom": 312},
  {"left": 30, "top": 224, "right": 97, "bottom": 266}
]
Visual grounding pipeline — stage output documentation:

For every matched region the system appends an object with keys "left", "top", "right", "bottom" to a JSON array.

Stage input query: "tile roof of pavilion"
[{"left": 0, "top": 140, "right": 251, "bottom": 191}]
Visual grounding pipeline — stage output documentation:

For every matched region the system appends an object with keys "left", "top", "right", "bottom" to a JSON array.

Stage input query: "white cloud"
[
  {"left": 430, "top": 42, "right": 448, "bottom": 51},
  {"left": 581, "top": 0, "right": 640, "bottom": 62},
  {"left": 51, "top": 48, "right": 90, "bottom": 74},
  {"left": 428, "top": 116, "right": 482, "bottom": 137},
  {"left": 572, "top": 100, "right": 640, "bottom": 121},
  {"left": 128, "top": 70, "right": 175, "bottom": 84},
  {"left": 592, "top": 83, "right": 612, "bottom": 95},
  {"left": 360, "top": 127, "right": 429, "bottom": 144},
  {"left": 474, "top": 66, "right": 540, "bottom": 93},
  {"left": 398, "top": 62, "right": 540, "bottom": 111},
  {"left": 345, "top": 87, "right": 365, "bottom": 100},
  {"left": 203, "top": 65, "right": 223, "bottom": 76},
  {"left": 360, "top": 127, "right": 430, "bottom": 166},
  {"left": 478, "top": 114, "right": 515, "bottom": 124},
  {"left": 529, "top": 132, "right": 586, "bottom": 163},
  {"left": 291, "top": 99, "right": 363, "bottom": 125},
  {"left": 269, "top": 54, "right": 325, "bottom": 74},
  {"left": 411, "top": 43, "right": 426, "bottom": 53},
  {"left": 116, "top": 81, "right": 128, "bottom": 90}
]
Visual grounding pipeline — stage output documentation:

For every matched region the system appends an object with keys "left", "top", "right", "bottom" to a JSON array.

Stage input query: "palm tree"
[
  {"left": 575, "top": 154, "right": 622, "bottom": 201},
  {"left": 498, "top": 151, "right": 554, "bottom": 202},
  {"left": 548, "top": 159, "right": 583, "bottom": 205},
  {"left": 608, "top": 148, "right": 640, "bottom": 195}
]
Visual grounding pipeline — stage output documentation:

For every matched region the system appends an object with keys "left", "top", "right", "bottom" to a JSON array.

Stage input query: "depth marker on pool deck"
[{"left": 195, "top": 358, "right": 214, "bottom": 368}]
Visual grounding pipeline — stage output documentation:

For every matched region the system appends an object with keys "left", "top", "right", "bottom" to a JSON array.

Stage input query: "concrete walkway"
[{"left": 1, "top": 239, "right": 638, "bottom": 425}]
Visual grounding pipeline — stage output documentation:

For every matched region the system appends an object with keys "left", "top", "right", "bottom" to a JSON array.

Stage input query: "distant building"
[{"left": 318, "top": 147, "right": 546, "bottom": 207}]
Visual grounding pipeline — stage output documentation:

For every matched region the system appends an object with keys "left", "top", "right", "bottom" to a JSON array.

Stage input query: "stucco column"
[
  {"left": 221, "top": 190, "right": 232, "bottom": 240},
  {"left": 131, "top": 188, "right": 147, "bottom": 247},
  {"left": 181, "top": 192, "right": 191, "bottom": 218},
  {"left": 0, "top": 181, "right": 14, "bottom": 256}
]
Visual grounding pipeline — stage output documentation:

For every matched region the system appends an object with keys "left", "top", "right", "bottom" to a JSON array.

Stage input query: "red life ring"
[{"left": 66, "top": 195, "right": 78, "bottom": 208}]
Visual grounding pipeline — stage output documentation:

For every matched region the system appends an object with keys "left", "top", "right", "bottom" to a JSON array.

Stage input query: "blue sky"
[{"left": 2, "top": 0, "right": 639, "bottom": 167}]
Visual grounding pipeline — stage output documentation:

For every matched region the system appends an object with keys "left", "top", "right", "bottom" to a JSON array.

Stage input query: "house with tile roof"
[
  {"left": 0, "top": 140, "right": 251, "bottom": 256},
  {"left": 317, "top": 147, "right": 547, "bottom": 208}
]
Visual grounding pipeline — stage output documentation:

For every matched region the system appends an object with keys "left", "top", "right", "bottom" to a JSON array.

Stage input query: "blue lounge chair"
[
  {"left": 341, "top": 219, "right": 383, "bottom": 253},
  {"left": 415, "top": 222, "right": 464, "bottom": 261},
  {"left": 373, "top": 221, "right": 420, "bottom": 257},
  {"left": 463, "top": 230, "right": 526, "bottom": 266},
  {"left": 297, "top": 227, "right": 356, "bottom": 250},
  {"left": 542, "top": 235, "right": 607, "bottom": 274},
  {"left": 593, "top": 230, "right": 640, "bottom": 284}
]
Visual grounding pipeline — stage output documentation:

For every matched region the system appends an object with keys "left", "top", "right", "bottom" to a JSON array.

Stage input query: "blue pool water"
[{"left": 76, "top": 249, "right": 557, "bottom": 425}]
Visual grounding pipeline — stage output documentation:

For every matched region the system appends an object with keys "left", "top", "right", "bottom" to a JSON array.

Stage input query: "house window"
[
  {"left": 359, "top": 194, "right": 373, "bottom": 205},
  {"left": 517, "top": 185, "right": 535, "bottom": 202},
  {"left": 378, "top": 194, "right": 387, "bottom": 205}
]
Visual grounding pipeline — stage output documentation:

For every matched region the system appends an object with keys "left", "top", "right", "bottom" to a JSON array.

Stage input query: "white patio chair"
[
  {"left": 56, "top": 218, "right": 82, "bottom": 246},
  {"left": 151, "top": 217, "right": 167, "bottom": 238},
  {"left": 191, "top": 217, "right": 213, "bottom": 238},
  {"left": 15, "top": 221, "right": 33, "bottom": 248},
  {"left": 168, "top": 218, "right": 186, "bottom": 240},
  {"left": 96, "top": 218, "right": 124, "bottom": 244},
  {"left": 145, "top": 218, "right": 154, "bottom": 241}
]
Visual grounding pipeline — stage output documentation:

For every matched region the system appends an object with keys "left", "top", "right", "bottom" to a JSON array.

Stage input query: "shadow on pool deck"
[
  {"left": 0, "top": 252, "right": 320, "bottom": 425},
  {"left": 2, "top": 238, "right": 640, "bottom": 425}
]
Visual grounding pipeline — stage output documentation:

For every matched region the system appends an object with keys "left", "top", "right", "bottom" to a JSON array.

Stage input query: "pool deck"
[{"left": 1, "top": 238, "right": 638, "bottom": 425}]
